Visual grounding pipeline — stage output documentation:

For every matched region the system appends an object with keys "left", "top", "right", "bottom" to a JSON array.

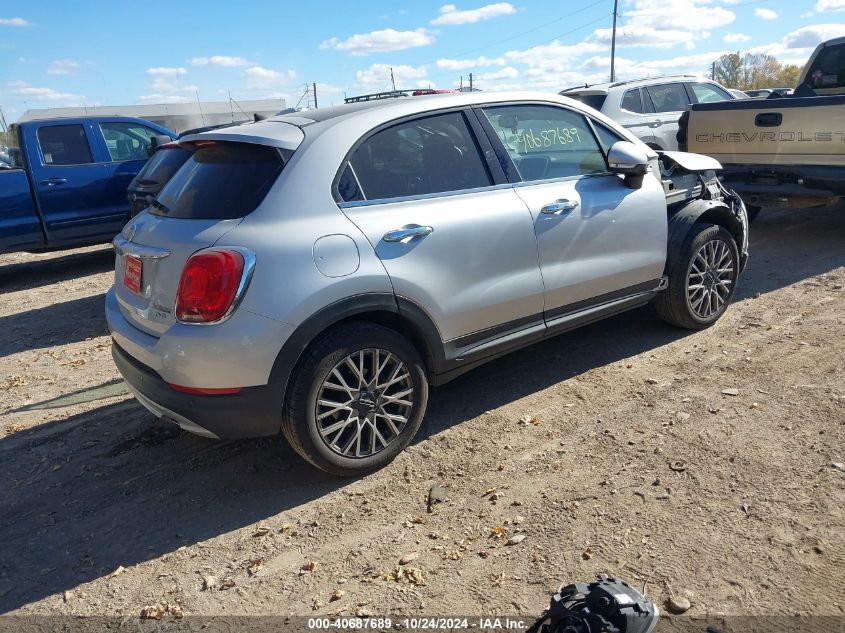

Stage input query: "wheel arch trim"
[
  {"left": 666, "top": 199, "right": 746, "bottom": 276},
  {"left": 268, "top": 293, "right": 445, "bottom": 400}
]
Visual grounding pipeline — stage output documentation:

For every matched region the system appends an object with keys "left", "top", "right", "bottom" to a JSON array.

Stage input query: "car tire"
[
  {"left": 656, "top": 223, "right": 739, "bottom": 330},
  {"left": 745, "top": 205, "right": 761, "bottom": 222},
  {"left": 282, "top": 322, "right": 429, "bottom": 476}
]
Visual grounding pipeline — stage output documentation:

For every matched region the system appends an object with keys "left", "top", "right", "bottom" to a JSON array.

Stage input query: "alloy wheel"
[
  {"left": 315, "top": 348, "right": 414, "bottom": 458},
  {"left": 686, "top": 238, "right": 734, "bottom": 319}
]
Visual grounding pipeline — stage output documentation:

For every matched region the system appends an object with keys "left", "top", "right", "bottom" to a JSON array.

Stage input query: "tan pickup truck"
[{"left": 679, "top": 37, "right": 845, "bottom": 218}]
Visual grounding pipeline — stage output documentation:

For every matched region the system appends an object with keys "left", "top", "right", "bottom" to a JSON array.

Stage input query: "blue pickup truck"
[{"left": 0, "top": 116, "right": 175, "bottom": 253}]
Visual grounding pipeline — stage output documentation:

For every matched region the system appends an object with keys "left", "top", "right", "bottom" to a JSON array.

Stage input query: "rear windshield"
[
  {"left": 563, "top": 93, "right": 607, "bottom": 111},
  {"left": 805, "top": 43, "right": 845, "bottom": 90},
  {"left": 152, "top": 142, "right": 285, "bottom": 219},
  {"left": 137, "top": 146, "right": 192, "bottom": 187}
]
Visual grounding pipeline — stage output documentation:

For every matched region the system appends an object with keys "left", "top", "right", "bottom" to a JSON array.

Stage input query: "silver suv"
[
  {"left": 107, "top": 91, "right": 748, "bottom": 475},
  {"left": 561, "top": 76, "right": 735, "bottom": 151}
]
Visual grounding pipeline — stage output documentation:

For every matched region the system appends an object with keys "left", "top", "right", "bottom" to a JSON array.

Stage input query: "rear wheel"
[
  {"left": 656, "top": 223, "right": 739, "bottom": 330},
  {"left": 282, "top": 322, "right": 428, "bottom": 476}
]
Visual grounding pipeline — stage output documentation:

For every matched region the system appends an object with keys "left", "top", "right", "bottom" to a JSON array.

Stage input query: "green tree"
[
  {"left": 711, "top": 52, "right": 802, "bottom": 91},
  {"left": 714, "top": 52, "right": 744, "bottom": 88}
]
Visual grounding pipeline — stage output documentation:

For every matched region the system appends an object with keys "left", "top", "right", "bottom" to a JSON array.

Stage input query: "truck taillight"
[{"left": 175, "top": 250, "right": 245, "bottom": 323}]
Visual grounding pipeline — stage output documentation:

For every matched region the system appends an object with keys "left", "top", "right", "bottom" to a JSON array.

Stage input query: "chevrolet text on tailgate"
[
  {"left": 107, "top": 91, "right": 748, "bottom": 476},
  {"left": 680, "top": 36, "right": 845, "bottom": 219}
]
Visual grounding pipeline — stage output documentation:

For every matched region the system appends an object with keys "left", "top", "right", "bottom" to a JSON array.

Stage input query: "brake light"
[{"left": 175, "top": 249, "right": 245, "bottom": 323}]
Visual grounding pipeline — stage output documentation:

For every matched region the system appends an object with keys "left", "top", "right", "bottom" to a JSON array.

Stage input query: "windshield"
[{"left": 152, "top": 142, "right": 285, "bottom": 220}]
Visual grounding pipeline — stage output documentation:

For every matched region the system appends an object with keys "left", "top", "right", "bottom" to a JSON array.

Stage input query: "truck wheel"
[
  {"left": 656, "top": 223, "right": 739, "bottom": 330},
  {"left": 282, "top": 322, "right": 428, "bottom": 476},
  {"left": 745, "top": 205, "right": 761, "bottom": 222}
]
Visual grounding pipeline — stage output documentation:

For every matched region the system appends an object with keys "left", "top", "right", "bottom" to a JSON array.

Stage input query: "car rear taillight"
[{"left": 175, "top": 249, "right": 245, "bottom": 323}]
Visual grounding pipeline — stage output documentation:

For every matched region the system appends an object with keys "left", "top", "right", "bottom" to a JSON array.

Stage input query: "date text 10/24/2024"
[{"left": 307, "top": 617, "right": 528, "bottom": 631}]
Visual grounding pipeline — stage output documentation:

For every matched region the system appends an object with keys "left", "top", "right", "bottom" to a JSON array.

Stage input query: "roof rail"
[
  {"left": 608, "top": 74, "right": 697, "bottom": 88},
  {"left": 344, "top": 90, "right": 412, "bottom": 104}
]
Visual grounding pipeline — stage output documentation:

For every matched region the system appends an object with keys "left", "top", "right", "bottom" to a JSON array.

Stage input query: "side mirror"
[
  {"left": 148, "top": 134, "right": 173, "bottom": 157},
  {"left": 607, "top": 141, "right": 650, "bottom": 189}
]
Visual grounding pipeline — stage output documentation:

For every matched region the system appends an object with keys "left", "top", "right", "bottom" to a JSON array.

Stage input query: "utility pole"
[
  {"left": 711, "top": 61, "right": 716, "bottom": 80},
  {"left": 610, "top": 0, "right": 619, "bottom": 82},
  {"left": 313, "top": 82, "right": 318, "bottom": 109},
  {"left": 469, "top": 72, "right": 473, "bottom": 91},
  {"left": 390, "top": 67, "right": 396, "bottom": 91}
]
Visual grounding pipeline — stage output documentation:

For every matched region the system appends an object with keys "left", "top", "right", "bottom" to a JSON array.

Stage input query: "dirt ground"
[{"left": 0, "top": 205, "right": 843, "bottom": 626}]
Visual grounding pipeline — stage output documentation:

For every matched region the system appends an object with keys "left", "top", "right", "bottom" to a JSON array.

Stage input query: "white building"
[{"left": 17, "top": 98, "right": 286, "bottom": 134}]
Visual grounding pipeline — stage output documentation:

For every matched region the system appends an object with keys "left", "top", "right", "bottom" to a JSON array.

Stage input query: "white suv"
[{"left": 560, "top": 76, "right": 735, "bottom": 151}]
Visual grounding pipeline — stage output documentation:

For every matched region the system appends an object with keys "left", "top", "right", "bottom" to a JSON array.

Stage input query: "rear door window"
[
  {"left": 342, "top": 111, "right": 492, "bottom": 201},
  {"left": 152, "top": 142, "right": 285, "bottom": 219},
  {"left": 620, "top": 89, "right": 643, "bottom": 113},
  {"left": 36, "top": 124, "right": 94, "bottom": 165},
  {"left": 645, "top": 83, "right": 690, "bottom": 113}
]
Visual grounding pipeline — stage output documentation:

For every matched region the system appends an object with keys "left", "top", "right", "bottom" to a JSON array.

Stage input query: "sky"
[{"left": 1, "top": 0, "right": 844, "bottom": 122}]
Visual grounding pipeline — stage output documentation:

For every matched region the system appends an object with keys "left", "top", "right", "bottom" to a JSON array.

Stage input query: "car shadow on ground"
[
  {"left": 0, "top": 247, "right": 113, "bottom": 293},
  {"left": 0, "top": 293, "right": 107, "bottom": 358},
  {"left": 0, "top": 204, "right": 843, "bottom": 612}
]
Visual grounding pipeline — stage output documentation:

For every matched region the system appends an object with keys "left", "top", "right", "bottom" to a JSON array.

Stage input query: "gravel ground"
[{"left": 0, "top": 205, "right": 843, "bottom": 625}]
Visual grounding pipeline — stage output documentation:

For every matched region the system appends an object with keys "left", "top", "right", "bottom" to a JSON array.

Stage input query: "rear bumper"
[
  {"left": 719, "top": 164, "right": 845, "bottom": 205},
  {"left": 112, "top": 342, "right": 282, "bottom": 439}
]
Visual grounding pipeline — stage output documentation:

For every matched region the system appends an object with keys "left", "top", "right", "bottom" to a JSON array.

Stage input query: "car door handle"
[
  {"left": 39, "top": 178, "right": 67, "bottom": 186},
  {"left": 115, "top": 171, "right": 139, "bottom": 177},
  {"left": 383, "top": 226, "right": 434, "bottom": 242},
  {"left": 541, "top": 199, "right": 579, "bottom": 215}
]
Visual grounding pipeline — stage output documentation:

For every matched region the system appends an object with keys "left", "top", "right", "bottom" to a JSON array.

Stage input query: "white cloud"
[
  {"left": 622, "top": 0, "right": 735, "bottom": 31},
  {"left": 0, "top": 17, "right": 31, "bottom": 26},
  {"left": 321, "top": 28, "right": 434, "bottom": 56},
  {"left": 146, "top": 66, "right": 187, "bottom": 76},
  {"left": 747, "top": 23, "right": 845, "bottom": 66},
  {"left": 723, "top": 32, "right": 751, "bottom": 43},
  {"left": 138, "top": 94, "right": 192, "bottom": 104},
  {"left": 244, "top": 66, "right": 296, "bottom": 90},
  {"left": 355, "top": 63, "right": 428, "bottom": 89},
  {"left": 7, "top": 81, "right": 84, "bottom": 103},
  {"left": 783, "top": 22, "right": 845, "bottom": 47},
  {"left": 754, "top": 8, "right": 779, "bottom": 19},
  {"left": 587, "top": 1, "right": 734, "bottom": 50},
  {"left": 816, "top": 0, "right": 845, "bottom": 10},
  {"left": 430, "top": 3, "right": 516, "bottom": 25},
  {"left": 435, "top": 55, "right": 506, "bottom": 70},
  {"left": 478, "top": 66, "right": 519, "bottom": 81},
  {"left": 149, "top": 77, "right": 198, "bottom": 93},
  {"left": 505, "top": 40, "right": 603, "bottom": 71},
  {"left": 191, "top": 55, "right": 253, "bottom": 67},
  {"left": 47, "top": 59, "right": 80, "bottom": 75}
]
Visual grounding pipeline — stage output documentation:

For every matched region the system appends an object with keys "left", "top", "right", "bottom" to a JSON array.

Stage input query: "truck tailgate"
[{"left": 686, "top": 95, "right": 845, "bottom": 167}]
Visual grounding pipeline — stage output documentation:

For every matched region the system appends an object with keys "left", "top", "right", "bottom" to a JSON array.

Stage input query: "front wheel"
[
  {"left": 656, "top": 223, "right": 739, "bottom": 330},
  {"left": 282, "top": 322, "right": 429, "bottom": 476}
]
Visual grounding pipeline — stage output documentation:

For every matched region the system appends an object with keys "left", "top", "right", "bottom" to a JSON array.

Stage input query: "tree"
[
  {"left": 711, "top": 52, "right": 802, "bottom": 90},
  {"left": 714, "top": 52, "right": 744, "bottom": 89}
]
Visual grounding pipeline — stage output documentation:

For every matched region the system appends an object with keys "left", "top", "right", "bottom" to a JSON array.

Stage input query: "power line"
[{"left": 444, "top": 0, "right": 607, "bottom": 61}]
